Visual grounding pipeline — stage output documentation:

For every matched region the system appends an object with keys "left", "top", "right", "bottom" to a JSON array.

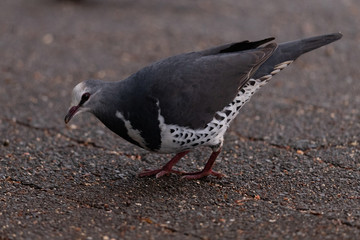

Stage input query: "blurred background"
[
  {"left": 0, "top": 0, "right": 359, "bottom": 239},
  {"left": 0, "top": 0, "right": 356, "bottom": 127},
  {"left": 1, "top": 0, "right": 357, "bottom": 148}
]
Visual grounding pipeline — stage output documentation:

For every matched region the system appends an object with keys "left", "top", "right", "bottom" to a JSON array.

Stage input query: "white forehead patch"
[
  {"left": 73, "top": 81, "right": 86, "bottom": 93},
  {"left": 71, "top": 82, "right": 88, "bottom": 106}
]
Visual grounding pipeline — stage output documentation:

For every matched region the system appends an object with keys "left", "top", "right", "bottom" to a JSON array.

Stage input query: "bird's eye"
[{"left": 80, "top": 92, "right": 91, "bottom": 105}]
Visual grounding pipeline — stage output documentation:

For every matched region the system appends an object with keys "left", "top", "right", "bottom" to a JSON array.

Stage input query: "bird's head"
[{"left": 64, "top": 80, "right": 102, "bottom": 124}]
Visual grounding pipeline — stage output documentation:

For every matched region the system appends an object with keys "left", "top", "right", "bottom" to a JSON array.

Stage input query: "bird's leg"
[
  {"left": 182, "top": 148, "right": 223, "bottom": 180},
  {"left": 138, "top": 151, "right": 190, "bottom": 178}
]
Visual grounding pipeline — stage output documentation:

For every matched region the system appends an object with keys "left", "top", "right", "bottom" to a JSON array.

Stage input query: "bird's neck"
[
  {"left": 92, "top": 80, "right": 133, "bottom": 127},
  {"left": 91, "top": 80, "right": 144, "bottom": 147}
]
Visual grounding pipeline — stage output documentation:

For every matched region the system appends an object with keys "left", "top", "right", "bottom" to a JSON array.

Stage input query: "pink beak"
[{"left": 64, "top": 105, "right": 79, "bottom": 124}]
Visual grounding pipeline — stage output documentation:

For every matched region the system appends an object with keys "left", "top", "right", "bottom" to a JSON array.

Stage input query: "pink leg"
[
  {"left": 182, "top": 149, "right": 223, "bottom": 180},
  {"left": 138, "top": 151, "right": 190, "bottom": 178}
]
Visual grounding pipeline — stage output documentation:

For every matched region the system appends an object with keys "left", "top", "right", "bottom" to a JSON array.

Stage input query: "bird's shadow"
[{"left": 60, "top": 173, "right": 231, "bottom": 211}]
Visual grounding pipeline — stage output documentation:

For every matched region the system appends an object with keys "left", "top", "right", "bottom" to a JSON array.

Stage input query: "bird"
[{"left": 64, "top": 33, "right": 342, "bottom": 179}]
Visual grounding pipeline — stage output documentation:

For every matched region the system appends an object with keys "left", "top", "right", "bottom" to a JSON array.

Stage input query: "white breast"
[{"left": 156, "top": 60, "right": 293, "bottom": 153}]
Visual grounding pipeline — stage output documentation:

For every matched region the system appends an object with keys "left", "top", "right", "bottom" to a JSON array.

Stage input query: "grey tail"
[{"left": 253, "top": 33, "right": 342, "bottom": 79}]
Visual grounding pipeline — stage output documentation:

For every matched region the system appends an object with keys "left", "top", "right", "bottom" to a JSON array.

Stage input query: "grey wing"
[{"left": 149, "top": 42, "right": 277, "bottom": 129}]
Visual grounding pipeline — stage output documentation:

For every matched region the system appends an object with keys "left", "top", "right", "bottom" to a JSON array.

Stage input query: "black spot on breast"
[
  {"left": 184, "top": 133, "right": 188, "bottom": 138},
  {"left": 186, "top": 139, "right": 191, "bottom": 143},
  {"left": 192, "top": 143, "right": 199, "bottom": 147},
  {"left": 175, "top": 134, "right": 179, "bottom": 138},
  {"left": 201, "top": 141, "right": 205, "bottom": 144},
  {"left": 240, "top": 89, "right": 246, "bottom": 94},
  {"left": 180, "top": 142, "right": 185, "bottom": 146},
  {"left": 214, "top": 113, "right": 225, "bottom": 121},
  {"left": 170, "top": 129, "right": 175, "bottom": 133},
  {"left": 196, "top": 135, "right": 201, "bottom": 139},
  {"left": 224, "top": 110, "right": 232, "bottom": 116},
  {"left": 249, "top": 80, "right": 256, "bottom": 86},
  {"left": 204, "top": 133, "right": 208, "bottom": 137},
  {"left": 209, "top": 127, "right": 214, "bottom": 131},
  {"left": 172, "top": 140, "right": 176, "bottom": 143},
  {"left": 236, "top": 106, "right": 241, "bottom": 111},
  {"left": 206, "top": 139, "right": 211, "bottom": 142}
]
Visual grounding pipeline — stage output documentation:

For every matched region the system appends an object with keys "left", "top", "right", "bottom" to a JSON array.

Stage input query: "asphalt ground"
[{"left": 0, "top": 0, "right": 359, "bottom": 239}]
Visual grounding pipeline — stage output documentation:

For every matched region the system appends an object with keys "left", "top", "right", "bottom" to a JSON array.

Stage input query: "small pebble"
[{"left": 3, "top": 140, "right": 9, "bottom": 147}]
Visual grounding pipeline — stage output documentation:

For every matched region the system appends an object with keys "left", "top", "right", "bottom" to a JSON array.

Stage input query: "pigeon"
[{"left": 65, "top": 33, "right": 342, "bottom": 179}]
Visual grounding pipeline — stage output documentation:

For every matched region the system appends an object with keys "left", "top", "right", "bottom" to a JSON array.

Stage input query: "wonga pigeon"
[{"left": 65, "top": 33, "right": 342, "bottom": 179}]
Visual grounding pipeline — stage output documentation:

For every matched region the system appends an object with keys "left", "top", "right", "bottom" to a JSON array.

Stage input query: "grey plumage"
[
  {"left": 65, "top": 33, "right": 342, "bottom": 179},
  {"left": 253, "top": 33, "right": 342, "bottom": 78}
]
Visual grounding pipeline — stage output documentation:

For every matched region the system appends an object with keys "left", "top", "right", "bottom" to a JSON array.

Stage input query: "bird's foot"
[
  {"left": 138, "top": 151, "right": 190, "bottom": 178},
  {"left": 181, "top": 170, "right": 224, "bottom": 180},
  {"left": 138, "top": 168, "right": 184, "bottom": 178}
]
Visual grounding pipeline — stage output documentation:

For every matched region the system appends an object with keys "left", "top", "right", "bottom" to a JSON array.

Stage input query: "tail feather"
[{"left": 253, "top": 33, "right": 342, "bottom": 79}]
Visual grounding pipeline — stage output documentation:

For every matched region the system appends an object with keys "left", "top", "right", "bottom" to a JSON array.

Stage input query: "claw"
[
  {"left": 138, "top": 151, "right": 190, "bottom": 178},
  {"left": 138, "top": 168, "right": 184, "bottom": 178},
  {"left": 181, "top": 170, "right": 224, "bottom": 180}
]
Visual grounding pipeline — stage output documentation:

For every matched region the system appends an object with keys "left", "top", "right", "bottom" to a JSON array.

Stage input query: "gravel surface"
[{"left": 0, "top": 0, "right": 359, "bottom": 239}]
